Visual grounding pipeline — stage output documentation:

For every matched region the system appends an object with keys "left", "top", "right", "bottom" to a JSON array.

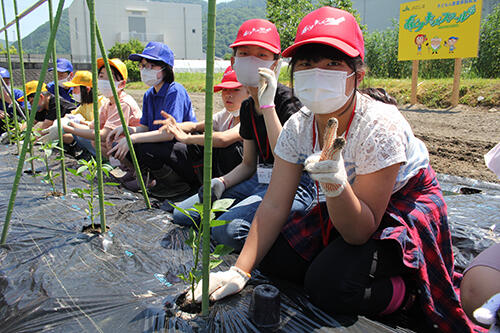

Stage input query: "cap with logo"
[
  {"left": 0, "top": 67, "right": 10, "bottom": 78},
  {"left": 97, "top": 58, "right": 128, "bottom": 82},
  {"left": 230, "top": 19, "right": 281, "bottom": 54},
  {"left": 17, "top": 80, "right": 47, "bottom": 102},
  {"left": 213, "top": 66, "right": 242, "bottom": 92},
  {"left": 129, "top": 42, "right": 174, "bottom": 68},
  {"left": 48, "top": 58, "right": 74, "bottom": 73},
  {"left": 282, "top": 7, "right": 364, "bottom": 60},
  {"left": 63, "top": 70, "right": 93, "bottom": 88}
]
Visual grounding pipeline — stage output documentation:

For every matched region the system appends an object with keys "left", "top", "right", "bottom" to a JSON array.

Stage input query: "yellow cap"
[
  {"left": 97, "top": 58, "right": 128, "bottom": 82},
  {"left": 63, "top": 70, "right": 92, "bottom": 87},
  {"left": 17, "top": 80, "right": 47, "bottom": 102}
]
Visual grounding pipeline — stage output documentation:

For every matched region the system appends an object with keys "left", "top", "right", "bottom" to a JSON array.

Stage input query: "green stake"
[
  {"left": 48, "top": 0, "right": 67, "bottom": 195},
  {"left": 201, "top": 0, "right": 217, "bottom": 317},
  {"left": 1, "top": 0, "right": 66, "bottom": 245}
]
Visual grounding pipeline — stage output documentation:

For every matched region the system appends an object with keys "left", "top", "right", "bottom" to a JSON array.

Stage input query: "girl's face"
[
  {"left": 221, "top": 87, "right": 249, "bottom": 112},
  {"left": 234, "top": 45, "right": 275, "bottom": 61},
  {"left": 72, "top": 86, "right": 81, "bottom": 94},
  {"left": 293, "top": 58, "right": 356, "bottom": 97}
]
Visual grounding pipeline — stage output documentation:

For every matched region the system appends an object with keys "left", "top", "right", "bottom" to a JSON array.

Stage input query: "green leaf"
[
  {"left": 67, "top": 168, "right": 78, "bottom": 176},
  {"left": 209, "top": 259, "right": 223, "bottom": 270},
  {"left": 211, "top": 244, "right": 233, "bottom": 258},
  {"left": 172, "top": 204, "right": 198, "bottom": 226},
  {"left": 76, "top": 165, "right": 88, "bottom": 174},
  {"left": 210, "top": 219, "right": 232, "bottom": 228},
  {"left": 177, "top": 273, "right": 188, "bottom": 283},
  {"left": 104, "top": 182, "right": 120, "bottom": 186},
  {"left": 103, "top": 201, "right": 115, "bottom": 206},
  {"left": 212, "top": 198, "right": 235, "bottom": 211}
]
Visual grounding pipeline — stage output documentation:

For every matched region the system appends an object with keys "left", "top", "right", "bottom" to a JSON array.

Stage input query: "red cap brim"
[
  {"left": 230, "top": 40, "right": 280, "bottom": 54},
  {"left": 282, "top": 37, "right": 360, "bottom": 59},
  {"left": 213, "top": 81, "right": 242, "bottom": 92}
]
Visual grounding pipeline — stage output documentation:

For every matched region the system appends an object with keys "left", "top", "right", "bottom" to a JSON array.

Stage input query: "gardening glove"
[
  {"left": 304, "top": 117, "right": 347, "bottom": 197},
  {"left": 197, "top": 177, "right": 225, "bottom": 204},
  {"left": 257, "top": 60, "right": 280, "bottom": 109},
  {"left": 186, "top": 266, "right": 250, "bottom": 303},
  {"left": 473, "top": 293, "right": 500, "bottom": 332},
  {"left": 40, "top": 117, "right": 70, "bottom": 144}
]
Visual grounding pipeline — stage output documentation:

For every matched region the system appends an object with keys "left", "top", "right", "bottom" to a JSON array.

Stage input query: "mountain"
[
  {"left": 20, "top": 8, "right": 70, "bottom": 54},
  {"left": 19, "top": 0, "right": 267, "bottom": 58}
]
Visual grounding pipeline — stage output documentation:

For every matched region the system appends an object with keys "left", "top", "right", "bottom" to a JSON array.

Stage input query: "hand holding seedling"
[{"left": 304, "top": 117, "right": 347, "bottom": 197}]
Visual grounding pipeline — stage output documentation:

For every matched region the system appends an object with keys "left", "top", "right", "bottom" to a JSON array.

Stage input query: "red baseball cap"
[
  {"left": 230, "top": 19, "right": 281, "bottom": 54},
  {"left": 282, "top": 7, "right": 364, "bottom": 60},
  {"left": 214, "top": 66, "right": 242, "bottom": 92}
]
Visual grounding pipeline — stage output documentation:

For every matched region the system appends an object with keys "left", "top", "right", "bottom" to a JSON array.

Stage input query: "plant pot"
[{"left": 249, "top": 284, "right": 280, "bottom": 329}]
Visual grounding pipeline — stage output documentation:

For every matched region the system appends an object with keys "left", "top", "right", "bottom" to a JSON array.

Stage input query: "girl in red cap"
[
  {"left": 171, "top": 18, "right": 315, "bottom": 253},
  {"left": 188, "top": 7, "right": 473, "bottom": 333}
]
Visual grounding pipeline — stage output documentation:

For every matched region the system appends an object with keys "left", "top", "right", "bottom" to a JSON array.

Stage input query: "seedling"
[
  {"left": 171, "top": 199, "right": 235, "bottom": 304},
  {"left": 26, "top": 139, "right": 63, "bottom": 196},
  {"left": 68, "top": 158, "right": 119, "bottom": 230}
]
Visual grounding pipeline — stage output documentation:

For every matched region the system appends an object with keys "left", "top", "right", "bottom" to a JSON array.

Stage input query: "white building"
[{"left": 68, "top": 0, "right": 204, "bottom": 60}]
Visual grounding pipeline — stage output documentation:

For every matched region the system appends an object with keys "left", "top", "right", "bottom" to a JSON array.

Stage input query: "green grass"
[{"left": 126, "top": 71, "right": 500, "bottom": 109}]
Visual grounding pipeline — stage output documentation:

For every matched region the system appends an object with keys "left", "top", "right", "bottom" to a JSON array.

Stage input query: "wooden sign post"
[
  {"left": 451, "top": 58, "right": 462, "bottom": 107},
  {"left": 411, "top": 60, "right": 419, "bottom": 105}
]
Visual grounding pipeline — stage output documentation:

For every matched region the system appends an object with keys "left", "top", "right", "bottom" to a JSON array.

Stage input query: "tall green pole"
[
  {"left": 93, "top": 22, "right": 151, "bottom": 209},
  {"left": 1, "top": 0, "right": 20, "bottom": 151},
  {"left": 86, "top": 0, "right": 106, "bottom": 232},
  {"left": 1, "top": 0, "right": 66, "bottom": 245},
  {"left": 13, "top": 0, "right": 34, "bottom": 172},
  {"left": 48, "top": 0, "right": 67, "bottom": 195},
  {"left": 201, "top": 0, "right": 216, "bottom": 317}
]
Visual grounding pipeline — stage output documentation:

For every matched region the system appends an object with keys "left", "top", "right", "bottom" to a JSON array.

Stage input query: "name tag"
[{"left": 257, "top": 164, "right": 273, "bottom": 184}]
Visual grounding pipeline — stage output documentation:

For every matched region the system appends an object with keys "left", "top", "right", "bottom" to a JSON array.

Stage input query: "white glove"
[
  {"left": 186, "top": 266, "right": 250, "bottom": 303},
  {"left": 40, "top": 117, "right": 70, "bottom": 144},
  {"left": 473, "top": 293, "right": 500, "bottom": 332},
  {"left": 211, "top": 177, "right": 226, "bottom": 200},
  {"left": 257, "top": 65, "right": 278, "bottom": 108},
  {"left": 304, "top": 118, "right": 347, "bottom": 197}
]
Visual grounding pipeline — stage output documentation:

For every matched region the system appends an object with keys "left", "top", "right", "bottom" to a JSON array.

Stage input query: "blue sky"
[{"left": 2, "top": 0, "right": 232, "bottom": 41}]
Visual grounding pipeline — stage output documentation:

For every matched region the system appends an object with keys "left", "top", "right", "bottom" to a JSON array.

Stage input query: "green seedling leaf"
[
  {"left": 77, "top": 165, "right": 88, "bottom": 175},
  {"left": 103, "top": 201, "right": 115, "bottom": 206},
  {"left": 104, "top": 182, "right": 120, "bottom": 186},
  {"left": 26, "top": 156, "right": 41, "bottom": 162},
  {"left": 185, "top": 228, "right": 196, "bottom": 248},
  {"left": 209, "top": 259, "right": 223, "bottom": 270},
  {"left": 211, "top": 244, "right": 233, "bottom": 258},
  {"left": 212, "top": 198, "right": 235, "bottom": 211},
  {"left": 210, "top": 219, "right": 232, "bottom": 228},
  {"left": 67, "top": 168, "right": 79, "bottom": 176},
  {"left": 171, "top": 203, "right": 198, "bottom": 225}
]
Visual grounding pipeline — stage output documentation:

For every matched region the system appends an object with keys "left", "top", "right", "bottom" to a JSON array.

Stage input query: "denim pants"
[
  {"left": 172, "top": 172, "right": 316, "bottom": 252},
  {"left": 73, "top": 135, "right": 96, "bottom": 157}
]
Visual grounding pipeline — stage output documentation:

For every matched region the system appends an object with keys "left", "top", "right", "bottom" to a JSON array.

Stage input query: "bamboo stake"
[
  {"left": 1, "top": 0, "right": 66, "bottom": 245},
  {"left": 1, "top": 0, "right": 20, "bottom": 152},
  {"left": 86, "top": 0, "right": 106, "bottom": 232},
  {"left": 48, "top": 0, "right": 67, "bottom": 195},
  {"left": 13, "top": 0, "right": 35, "bottom": 171},
  {"left": 93, "top": 21, "right": 151, "bottom": 209},
  {"left": 201, "top": 0, "right": 216, "bottom": 316}
]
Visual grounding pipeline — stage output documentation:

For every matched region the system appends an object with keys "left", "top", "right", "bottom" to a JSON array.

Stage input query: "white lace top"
[{"left": 275, "top": 93, "right": 429, "bottom": 193}]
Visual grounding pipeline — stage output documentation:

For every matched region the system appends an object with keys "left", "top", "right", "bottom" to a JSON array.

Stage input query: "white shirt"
[
  {"left": 275, "top": 93, "right": 429, "bottom": 193},
  {"left": 212, "top": 108, "right": 239, "bottom": 132}
]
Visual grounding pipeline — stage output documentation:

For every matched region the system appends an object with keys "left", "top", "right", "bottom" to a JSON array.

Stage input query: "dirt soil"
[{"left": 128, "top": 90, "right": 500, "bottom": 184}]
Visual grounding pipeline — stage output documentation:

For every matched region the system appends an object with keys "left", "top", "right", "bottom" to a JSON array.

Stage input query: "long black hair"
[
  {"left": 289, "top": 44, "right": 397, "bottom": 106},
  {"left": 79, "top": 86, "right": 94, "bottom": 104}
]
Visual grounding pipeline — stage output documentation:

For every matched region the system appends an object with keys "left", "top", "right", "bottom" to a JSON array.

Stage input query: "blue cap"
[
  {"left": 0, "top": 67, "right": 10, "bottom": 78},
  {"left": 48, "top": 58, "right": 73, "bottom": 73},
  {"left": 128, "top": 42, "right": 174, "bottom": 67}
]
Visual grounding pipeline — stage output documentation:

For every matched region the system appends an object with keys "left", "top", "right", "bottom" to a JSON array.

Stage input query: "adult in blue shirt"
[
  {"left": 0, "top": 67, "right": 25, "bottom": 134},
  {"left": 108, "top": 41, "right": 196, "bottom": 199},
  {"left": 47, "top": 58, "right": 77, "bottom": 104}
]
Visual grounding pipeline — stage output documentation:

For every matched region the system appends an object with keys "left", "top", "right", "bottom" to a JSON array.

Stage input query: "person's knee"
[
  {"left": 460, "top": 265, "right": 500, "bottom": 322},
  {"left": 211, "top": 219, "right": 251, "bottom": 252}
]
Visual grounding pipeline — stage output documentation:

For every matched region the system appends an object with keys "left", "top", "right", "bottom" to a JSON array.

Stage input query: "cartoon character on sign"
[
  {"left": 426, "top": 36, "right": 442, "bottom": 55},
  {"left": 444, "top": 36, "right": 458, "bottom": 53},
  {"left": 414, "top": 34, "right": 427, "bottom": 55}
]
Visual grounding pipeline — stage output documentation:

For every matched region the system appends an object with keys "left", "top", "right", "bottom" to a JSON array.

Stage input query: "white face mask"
[
  {"left": 294, "top": 68, "right": 355, "bottom": 114},
  {"left": 232, "top": 56, "right": 275, "bottom": 87},
  {"left": 72, "top": 92, "right": 82, "bottom": 103},
  {"left": 224, "top": 107, "right": 240, "bottom": 118},
  {"left": 98, "top": 79, "right": 121, "bottom": 98},
  {"left": 141, "top": 68, "right": 163, "bottom": 87},
  {"left": 58, "top": 76, "right": 70, "bottom": 88}
]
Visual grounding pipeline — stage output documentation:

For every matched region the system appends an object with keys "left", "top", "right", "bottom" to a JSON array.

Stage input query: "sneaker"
[{"left": 123, "top": 177, "right": 155, "bottom": 192}]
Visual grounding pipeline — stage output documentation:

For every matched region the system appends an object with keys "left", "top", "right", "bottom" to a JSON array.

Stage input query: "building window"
[{"left": 129, "top": 16, "right": 146, "bottom": 42}]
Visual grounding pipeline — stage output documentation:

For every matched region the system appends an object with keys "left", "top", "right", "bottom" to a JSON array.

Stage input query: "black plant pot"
[{"left": 249, "top": 284, "right": 280, "bottom": 329}]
